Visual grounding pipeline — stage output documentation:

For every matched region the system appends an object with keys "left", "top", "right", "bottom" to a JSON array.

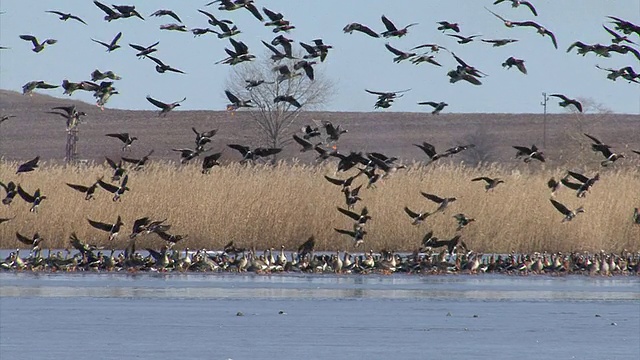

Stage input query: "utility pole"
[{"left": 540, "top": 92, "right": 549, "bottom": 149}]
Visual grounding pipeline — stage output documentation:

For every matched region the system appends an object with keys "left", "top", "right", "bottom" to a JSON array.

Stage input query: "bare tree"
[
  {"left": 457, "top": 124, "right": 501, "bottom": 167},
  {"left": 224, "top": 53, "right": 334, "bottom": 150}
]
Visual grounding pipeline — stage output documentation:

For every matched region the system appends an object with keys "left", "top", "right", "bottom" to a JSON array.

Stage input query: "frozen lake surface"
[{"left": 1, "top": 273, "right": 639, "bottom": 359}]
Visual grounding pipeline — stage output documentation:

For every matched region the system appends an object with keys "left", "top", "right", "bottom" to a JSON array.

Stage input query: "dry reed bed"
[{"left": 0, "top": 160, "right": 638, "bottom": 253}]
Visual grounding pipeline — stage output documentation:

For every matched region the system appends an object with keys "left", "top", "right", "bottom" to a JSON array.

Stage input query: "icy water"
[{"left": 1, "top": 273, "right": 639, "bottom": 360}]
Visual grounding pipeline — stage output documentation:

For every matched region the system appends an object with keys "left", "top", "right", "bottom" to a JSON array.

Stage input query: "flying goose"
[
  {"left": 343, "top": 23, "right": 379, "bottom": 38},
  {"left": 202, "top": 152, "right": 222, "bottom": 174},
  {"left": 481, "top": 38, "right": 518, "bottom": 47},
  {"left": 513, "top": 144, "right": 545, "bottom": 162},
  {"left": 549, "top": 94, "right": 582, "bottom": 112},
  {"left": 292, "top": 134, "right": 317, "bottom": 152},
  {"left": 146, "top": 95, "right": 186, "bottom": 116},
  {"left": 93, "top": 1, "right": 124, "bottom": 21},
  {"left": 274, "top": 95, "right": 302, "bottom": 108},
  {"left": 263, "top": 7, "right": 290, "bottom": 27},
  {"left": 22, "top": 81, "right": 58, "bottom": 95},
  {"left": 261, "top": 40, "right": 293, "bottom": 62},
  {"left": 561, "top": 171, "right": 599, "bottom": 198},
  {"left": 422, "top": 193, "right": 456, "bottom": 214},
  {"left": 216, "top": 38, "right": 254, "bottom": 65},
  {"left": 17, "top": 185, "right": 46, "bottom": 212},
  {"left": 320, "top": 120, "right": 348, "bottom": 143},
  {"left": 105, "top": 157, "right": 126, "bottom": 181},
  {"left": 173, "top": 147, "right": 207, "bottom": 164},
  {"left": 98, "top": 174, "right": 130, "bottom": 201},
  {"left": 15, "top": 232, "right": 45, "bottom": 253},
  {"left": 447, "top": 34, "right": 481, "bottom": 44},
  {"left": 550, "top": 199, "right": 584, "bottom": 222},
  {"left": 19, "top": 35, "right": 57, "bottom": 52},
  {"left": 343, "top": 185, "right": 363, "bottom": 210},
  {"left": 150, "top": 9, "right": 182, "bottom": 23},
  {"left": 380, "top": 15, "right": 418, "bottom": 38},
  {"left": 122, "top": 150, "right": 154, "bottom": 171},
  {"left": 471, "top": 177, "right": 505, "bottom": 191},
  {"left": 338, "top": 206, "right": 372, "bottom": 227},
  {"left": 227, "top": 144, "right": 281, "bottom": 162},
  {"left": 334, "top": 227, "right": 366, "bottom": 247},
  {"left": 160, "top": 23, "right": 187, "bottom": 32},
  {"left": 91, "top": 32, "right": 122, "bottom": 52},
  {"left": 607, "top": 16, "right": 640, "bottom": 36},
  {"left": 502, "top": 57, "right": 527, "bottom": 74},
  {"left": 91, "top": 69, "right": 122, "bottom": 81},
  {"left": 293, "top": 60, "right": 316, "bottom": 81},
  {"left": 384, "top": 43, "right": 416, "bottom": 63},
  {"left": 0, "top": 181, "right": 18, "bottom": 205},
  {"left": 225, "top": 90, "right": 252, "bottom": 110},
  {"left": 88, "top": 215, "right": 124, "bottom": 241},
  {"left": 129, "top": 41, "right": 159, "bottom": 58},
  {"left": 404, "top": 207, "right": 430, "bottom": 225},
  {"left": 453, "top": 213, "right": 476, "bottom": 231},
  {"left": 146, "top": 55, "right": 185, "bottom": 74},
  {"left": 301, "top": 125, "right": 321, "bottom": 140},
  {"left": 16, "top": 156, "right": 40, "bottom": 173},
  {"left": 66, "top": 177, "right": 102, "bottom": 200},
  {"left": 106, "top": 133, "right": 137, "bottom": 151},
  {"left": 46, "top": 10, "right": 87, "bottom": 24},
  {"left": 437, "top": 21, "right": 460, "bottom": 33},
  {"left": 583, "top": 133, "right": 626, "bottom": 165},
  {"left": 485, "top": 8, "right": 556, "bottom": 48},
  {"left": 418, "top": 101, "right": 448, "bottom": 114},
  {"left": 493, "top": 0, "right": 538, "bottom": 16},
  {"left": 245, "top": 79, "right": 274, "bottom": 90}
]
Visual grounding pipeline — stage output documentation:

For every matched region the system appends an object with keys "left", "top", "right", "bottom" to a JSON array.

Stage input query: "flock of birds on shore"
[{"left": 1, "top": 1, "right": 639, "bottom": 275}]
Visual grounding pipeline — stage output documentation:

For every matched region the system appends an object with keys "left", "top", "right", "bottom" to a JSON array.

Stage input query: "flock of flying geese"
[
  {"left": 2, "top": 1, "right": 637, "bottom": 112},
  {"left": 1, "top": 1, "right": 639, "bottom": 274}
]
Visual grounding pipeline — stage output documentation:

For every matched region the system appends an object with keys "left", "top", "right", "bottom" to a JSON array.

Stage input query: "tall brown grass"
[{"left": 1, "top": 160, "right": 638, "bottom": 253}]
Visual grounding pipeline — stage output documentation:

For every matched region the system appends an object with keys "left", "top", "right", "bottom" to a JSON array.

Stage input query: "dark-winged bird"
[
  {"left": 16, "top": 156, "right": 40, "bottom": 173},
  {"left": 129, "top": 41, "right": 159, "bottom": 58},
  {"left": 150, "top": 9, "right": 182, "bottom": 23},
  {"left": 549, "top": 94, "right": 582, "bottom": 112},
  {"left": 550, "top": 199, "right": 584, "bottom": 222},
  {"left": 513, "top": 144, "right": 545, "bottom": 162},
  {"left": 225, "top": 90, "right": 252, "bottom": 110},
  {"left": 106, "top": 133, "right": 137, "bottom": 151},
  {"left": 146, "top": 55, "right": 185, "bottom": 74},
  {"left": 98, "top": 175, "right": 130, "bottom": 201},
  {"left": 343, "top": 23, "right": 379, "bottom": 38},
  {"left": 502, "top": 56, "right": 527, "bottom": 74},
  {"left": 380, "top": 15, "right": 418, "bottom": 38},
  {"left": 146, "top": 95, "right": 186, "bottom": 116},
  {"left": 122, "top": 150, "right": 154, "bottom": 171},
  {"left": 17, "top": 186, "right": 46, "bottom": 212},
  {"left": 88, "top": 215, "right": 124, "bottom": 241},
  {"left": 418, "top": 101, "right": 448, "bottom": 114},
  {"left": 66, "top": 177, "right": 102, "bottom": 200},
  {"left": 46, "top": 10, "right": 87, "bottom": 24},
  {"left": 19, "top": 35, "right": 57, "bottom": 53},
  {"left": 493, "top": 0, "right": 538, "bottom": 16},
  {"left": 1, "top": 181, "right": 18, "bottom": 205},
  {"left": 92, "top": 32, "right": 122, "bottom": 52},
  {"left": 274, "top": 95, "right": 302, "bottom": 108}
]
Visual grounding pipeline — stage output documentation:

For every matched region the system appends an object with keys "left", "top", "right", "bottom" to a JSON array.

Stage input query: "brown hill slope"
[{"left": 1, "top": 90, "right": 638, "bottom": 167}]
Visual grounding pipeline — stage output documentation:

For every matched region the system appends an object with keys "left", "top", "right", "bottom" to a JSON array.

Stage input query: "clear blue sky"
[{"left": 0, "top": 1, "right": 638, "bottom": 114}]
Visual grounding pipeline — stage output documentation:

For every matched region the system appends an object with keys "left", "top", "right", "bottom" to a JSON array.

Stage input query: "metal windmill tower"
[
  {"left": 65, "top": 126, "right": 79, "bottom": 164},
  {"left": 48, "top": 106, "right": 85, "bottom": 164},
  {"left": 540, "top": 92, "right": 550, "bottom": 149}
]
